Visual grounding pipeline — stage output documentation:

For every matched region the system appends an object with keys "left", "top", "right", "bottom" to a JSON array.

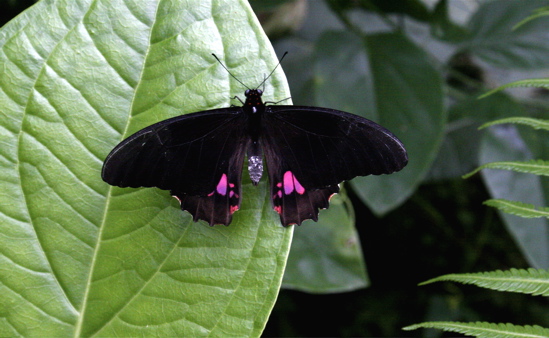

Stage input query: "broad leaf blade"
[
  {"left": 1, "top": 1, "right": 95, "bottom": 336},
  {"left": 1, "top": 0, "right": 292, "bottom": 336}
]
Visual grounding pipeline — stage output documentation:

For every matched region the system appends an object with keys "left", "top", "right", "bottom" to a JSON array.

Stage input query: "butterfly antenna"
[
  {"left": 212, "top": 54, "right": 251, "bottom": 90},
  {"left": 256, "top": 51, "right": 288, "bottom": 90}
]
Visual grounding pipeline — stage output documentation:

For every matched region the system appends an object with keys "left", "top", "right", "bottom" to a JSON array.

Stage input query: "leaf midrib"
[{"left": 73, "top": 0, "right": 161, "bottom": 336}]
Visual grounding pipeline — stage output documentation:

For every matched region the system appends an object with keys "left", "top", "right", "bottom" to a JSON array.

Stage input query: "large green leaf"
[{"left": 0, "top": 0, "right": 293, "bottom": 336}]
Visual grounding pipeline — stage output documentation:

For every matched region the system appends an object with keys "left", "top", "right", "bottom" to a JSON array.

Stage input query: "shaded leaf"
[
  {"left": 309, "top": 30, "right": 444, "bottom": 215},
  {"left": 428, "top": 92, "right": 523, "bottom": 180},
  {"left": 283, "top": 193, "right": 368, "bottom": 293},
  {"left": 464, "top": 0, "right": 549, "bottom": 69},
  {"left": 430, "top": 0, "right": 470, "bottom": 43},
  {"left": 354, "top": 32, "right": 446, "bottom": 214},
  {"left": 358, "top": 0, "right": 431, "bottom": 22}
]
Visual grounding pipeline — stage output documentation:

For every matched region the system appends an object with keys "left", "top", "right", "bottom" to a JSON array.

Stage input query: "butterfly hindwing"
[
  {"left": 266, "top": 162, "right": 340, "bottom": 226},
  {"left": 102, "top": 108, "right": 249, "bottom": 225},
  {"left": 261, "top": 105, "right": 408, "bottom": 225},
  {"left": 172, "top": 170, "right": 244, "bottom": 226}
]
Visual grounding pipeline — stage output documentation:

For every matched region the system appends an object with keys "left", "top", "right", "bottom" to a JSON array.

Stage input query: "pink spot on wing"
[
  {"left": 216, "top": 173, "right": 228, "bottom": 195},
  {"left": 283, "top": 172, "right": 292, "bottom": 194},
  {"left": 276, "top": 182, "right": 282, "bottom": 188},
  {"left": 283, "top": 171, "right": 306, "bottom": 195},
  {"left": 294, "top": 178, "right": 305, "bottom": 194},
  {"left": 277, "top": 190, "right": 283, "bottom": 198},
  {"left": 274, "top": 205, "right": 282, "bottom": 214},
  {"left": 230, "top": 205, "right": 239, "bottom": 214}
]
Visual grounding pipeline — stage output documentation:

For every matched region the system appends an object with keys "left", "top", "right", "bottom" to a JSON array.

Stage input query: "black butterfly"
[{"left": 102, "top": 54, "right": 408, "bottom": 226}]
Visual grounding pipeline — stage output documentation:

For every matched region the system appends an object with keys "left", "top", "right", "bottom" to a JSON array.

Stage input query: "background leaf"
[
  {"left": 0, "top": 0, "right": 292, "bottom": 336},
  {"left": 428, "top": 92, "right": 522, "bottom": 180},
  {"left": 352, "top": 32, "right": 446, "bottom": 214},
  {"left": 283, "top": 193, "right": 368, "bottom": 293},
  {"left": 305, "top": 29, "right": 445, "bottom": 215},
  {"left": 464, "top": 0, "right": 549, "bottom": 69}
]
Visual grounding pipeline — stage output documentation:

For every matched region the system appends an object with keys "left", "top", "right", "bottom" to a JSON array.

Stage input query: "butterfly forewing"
[
  {"left": 102, "top": 108, "right": 249, "bottom": 225},
  {"left": 264, "top": 106, "right": 407, "bottom": 185}
]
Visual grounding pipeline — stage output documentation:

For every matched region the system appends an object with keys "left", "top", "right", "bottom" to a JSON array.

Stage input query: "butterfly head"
[
  {"left": 245, "top": 89, "right": 263, "bottom": 96},
  {"left": 244, "top": 89, "right": 264, "bottom": 113}
]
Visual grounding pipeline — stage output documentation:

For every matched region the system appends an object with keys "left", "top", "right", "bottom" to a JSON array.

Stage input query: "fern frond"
[
  {"left": 484, "top": 199, "right": 549, "bottom": 219},
  {"left": 513, "top": 5, "right": 549, "bottom": 29},
  {"left": 463, "top": 160, "right": 549, "bottom": 179},
  {"left": 403, "top": 321, "right": 549, "bottom": 338},
  {"left": 479, "top": 117, "right": 549, "bottom": 131},
  {"left": 419, "top": 268, "right": 549, "bottom": 296},
  {"left": 480, "top": 79, "right": 549, "bottom": 99}
]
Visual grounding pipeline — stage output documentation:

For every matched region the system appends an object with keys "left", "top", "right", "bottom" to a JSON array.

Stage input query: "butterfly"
[{"left": 102, "top": 53, "right": 408, "bottom": 226}]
